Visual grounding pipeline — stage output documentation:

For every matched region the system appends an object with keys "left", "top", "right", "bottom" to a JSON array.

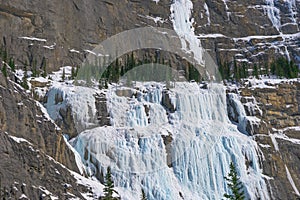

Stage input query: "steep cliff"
[
  {"left": 0, "top": 0, "right": 300, "bottom": 199},
  {"left": 0, "top": 0, "right": 299, "bottom": 73},
  {"left": 227, "top": 79, "right": 300, "bottom": 199},
  {"left": 0, "top": 72, "right": 102, "bottom": 199}
]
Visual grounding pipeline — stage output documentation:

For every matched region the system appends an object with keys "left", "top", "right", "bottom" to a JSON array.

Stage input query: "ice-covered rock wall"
[
  {"left": 70, "top": 82, "right": 270, "bottom": 200},
  {"left": 45, "top": 83, "right": 99, "bottom": 134},
  {"left": 227, "top": 93, "right": 262, "bottom": 135}
]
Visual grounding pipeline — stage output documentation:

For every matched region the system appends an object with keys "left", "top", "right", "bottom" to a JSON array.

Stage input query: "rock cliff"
[
  {"left": 228, "top": 80, "right": 300, "bottom": 199},
  {"left": 0, "top": 0, "right": 299, "bottom": 73},
  {"left": 0, "top": 72, "right": 96, "bottom": 199}
]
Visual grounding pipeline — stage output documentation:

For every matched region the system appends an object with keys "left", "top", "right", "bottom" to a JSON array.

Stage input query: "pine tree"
[
  {"left": 1, "top": 63, "right": 7, "bottom": 77},
  {"left": 224, "top": 162, "right": 245, "bottom": 200},
  {"left": 103, "top": 167, "right": 118, "bottom": 200},
  {"left": 223, "top": 60, "right": 230, "bottom": 80},
  {"left": 241, "top": 62, "right": 247, "bottom": 79},
  {"left": 8, "top": 57, "right": 15, "bottom": 72},
  {"left": 218, "top": 63, "right": 224, "bottom": 80},
  {"left": 141, "top": 189, "right": 147, "bottom": 200},
  {"left": 233, "top": 58, "right": 240, "bottom": 81},
  {"left": 71, "top": 66, "right": 76, "bottom": 79},
  {"left": 264, "top": 63, "right": 269, "bottom": 76},
  {"left": 62, "top": 68, "right": 66, "bottom": 81},
  {"left": 41, "top": 57, "right": 47, "bottom": 78},
  {"left": 32, "top": 59, "right": 37, "bottom": 77},
  {"left": 1, "top": 48, "right": 7, "bottom": 63},
  {"left": 253, "top": 64, "right": 259, "bottom": 79}
]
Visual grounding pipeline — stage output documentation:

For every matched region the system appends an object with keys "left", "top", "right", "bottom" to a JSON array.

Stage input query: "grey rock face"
[
  {"left": 0, "top": 131, "right": 88, "bottom": 199},
  {"left": 0, "top": 0, "right": 299, "bottom": 75},
  {"left": 194, "top": 0, "right": 300, "bottom": 65},
  {"left": 95, "top": 92, "right": 111, "bottom": 126},
  {"left": 0, "top": 72, "right": 104, "bottom": 199},
  {"left": 230, "top": 81, "right": 300, "bottom": 200},
  {"left": 0, "top": 73, "right": 78, "bottom": 172},
  {"left": 0, "top": 0, "right": 171, "bottom": 72}
]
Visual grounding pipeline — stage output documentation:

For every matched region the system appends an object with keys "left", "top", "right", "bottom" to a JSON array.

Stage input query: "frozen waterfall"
[{"left": 70, "top": 82, "right": 270, "bottom": 200}]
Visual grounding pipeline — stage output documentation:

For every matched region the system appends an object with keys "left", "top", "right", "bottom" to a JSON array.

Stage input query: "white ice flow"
[
  {"left": 170, "top": 0, "right": 204, "bottom": 66},
  {"left": 67, "top": 82, "right": 270, "bottom": 200},
  {"left": 45, "top": 82, "right": 98, "bottom": 133},
  {"left": 43, "top": 0, "right": 273, "bottom": 198}
]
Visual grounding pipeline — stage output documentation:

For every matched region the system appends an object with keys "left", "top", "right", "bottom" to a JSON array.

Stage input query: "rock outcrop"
[
  {"left": 0, "top": 73, "right": 78, "bottom": 171},
  {"left": 228, "top": 80, "right": 300, "bottom": 199},
  {"left": 0, "top": 0, "right": 299, "bottom": 74},
  {"left": 0, "top": 131, "right": 88, "bottom": 199},
  {"left": 0, "top": 73, "right": 95, "bottom": 199}
]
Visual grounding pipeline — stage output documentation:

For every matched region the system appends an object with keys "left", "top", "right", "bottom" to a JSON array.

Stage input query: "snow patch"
[
  {"left": 19, "top": 36, "right": 47, "bottom": 42},
  {"left": 9, "top": 135, "right": 31, "bottom": 144},
  {"left": 285, "top": 165, "right": 300, "bottom": 196}
]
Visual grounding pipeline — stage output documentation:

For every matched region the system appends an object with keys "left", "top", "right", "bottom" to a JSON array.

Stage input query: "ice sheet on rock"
[
  {"left": 264, "top": 0, "right": 281, "bottom": 32},
  {"left": 222, "top": 0, "right": 230, "bottom": 19},
  {"left": 63, "top": 136, "right": 86, "bottom": 175},
  {"left": 107, "top": 83, "right": 167, "bottom": 128},
  {"left": 70, "top": 170, "right": 105, "bottom": 199},
  {"left": 227, "top": 93, "right": 250, "bottom": 134},
  {"left": 45, "top": 83, "right": 98, "bottom": 132},
  {"left": 72, "top": 82, "right": 270, "bottom": 200},
  {"left": 285, "top": 165, "right": 300, "bottom": 196},
  {"left": 170, "top": 0, "right": 204, "bottom": 65},
  {"left": 204, "top": 3, "right": 211, "bottom": 25}
]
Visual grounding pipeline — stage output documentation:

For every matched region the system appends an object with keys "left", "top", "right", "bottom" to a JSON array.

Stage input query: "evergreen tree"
[
  {"left": 223, "top": 60, "right": 230, "bottom": 80},
  {"left": 1, "top": 63, "right": 7, "bottom": 77},
  {"left": 241, "top": 62, "right": 248, "bottom": 79},
  {"left": 265, "top": 63, "right": 269, "bottom": 76},
  {"left": 253, "top": 64, "right": 259, "bottom": 79},
  {"left": 224, "top": 162, "right": 245, "bottom": 200},
  {"left": 103, "top": 167, "right": 118, "bottom": 200},
  {"left": 188, "top": 63, "right": 200, "bottom": 82},
  {"left": 8, "top": 57, "right": 15, "bottom": 72},
  {"left": 23, "top": 70, "right": 29, "bottom": 88},
  {"left": 41, "top": 57, "right": 47, "bottom": 78},
  {"left": 141, "top": 189, "right": 147, "bottom": 200},
  {"left": 270, "top": 61, "right": 276, "bottom": 76},
  {"left": 113, "top": 57, "right": 120, "bottom": 82},
  {"left": 21, "top": 64, "right": 29, "bottom": 90},
  {"left": 1, "top": 48, "right": 7, "bottom": 63},
  {"left": 120, "top": 65, "right": 125, "bottom": 76},
  {"left": 233, "top": 58, "right": 240, "bottom": 81},
  {"left": 269, "top": 57, "right": 299, "bottom": 78},
  {"left": 218, "top": 63, "right": 225, "bottom": 80},
  {"left": 289, "top": 60, "right": 298, "bottom": 78},
  {"left": 71, "top": 65, "right": 76, "bottom": 79},
  {"left": 62, "top": 68, "right": 66, "bottom": 81},
  {"left": 32, "top": 59, "right": 37, "bottom": 77}
]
